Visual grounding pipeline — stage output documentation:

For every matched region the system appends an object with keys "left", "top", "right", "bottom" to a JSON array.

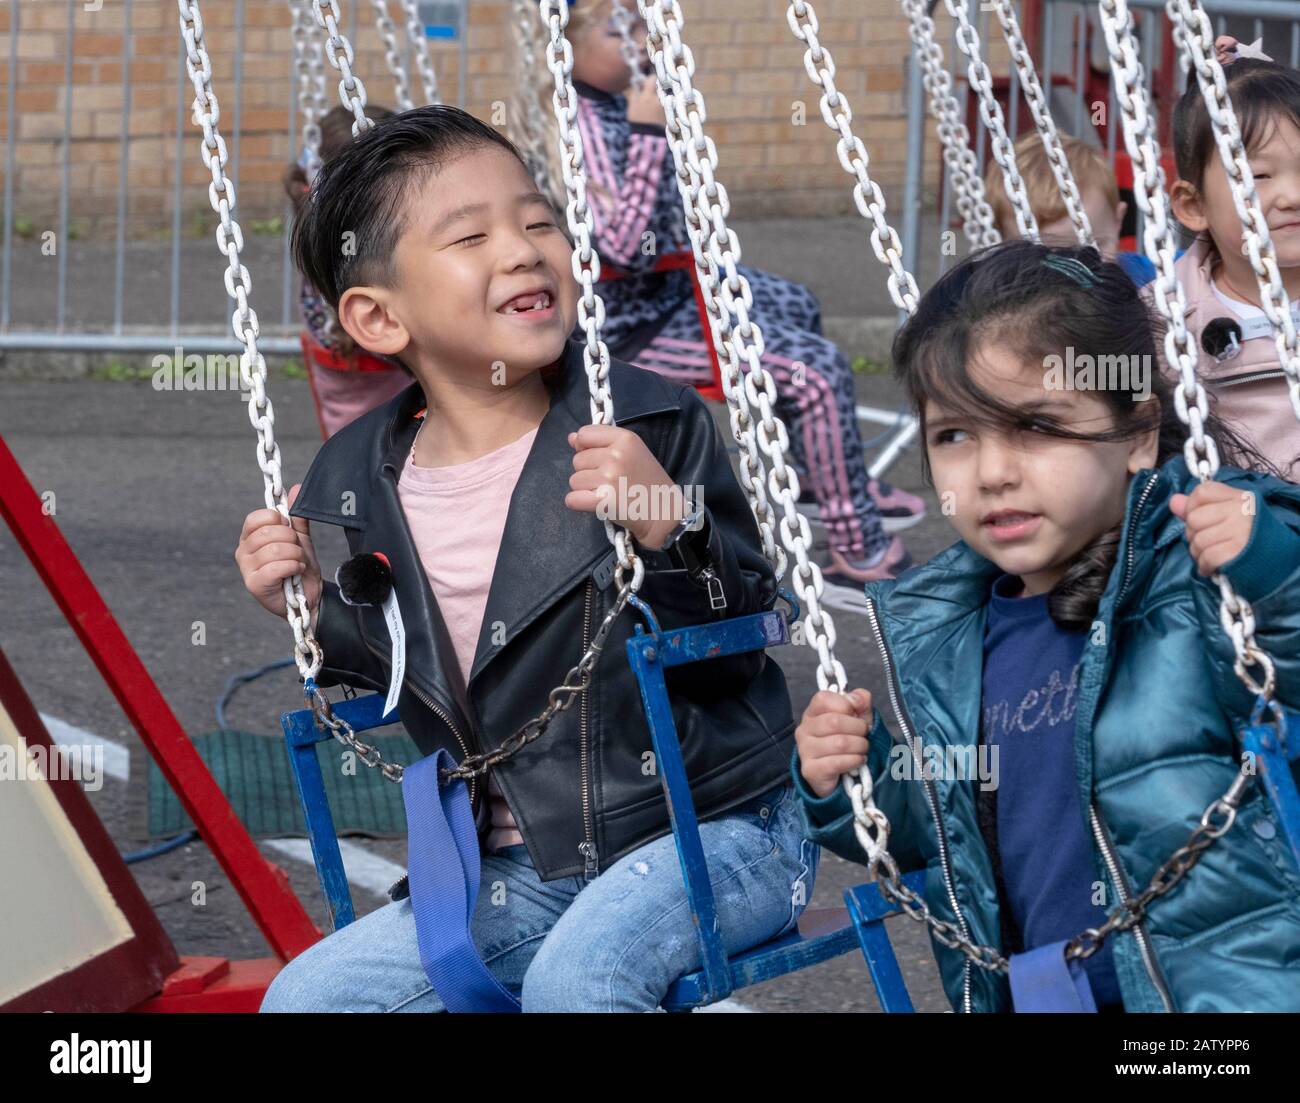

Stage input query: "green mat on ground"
[{"left": 147, "top": 728, "right": 421, "bottom": 839}]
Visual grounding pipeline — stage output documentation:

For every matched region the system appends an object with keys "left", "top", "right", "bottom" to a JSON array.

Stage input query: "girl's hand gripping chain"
[
  {"left": 1169, "top": 482, "right": 1258, "bottom": 578},
  {"left": 796, "top": 688, "right": 874, "bottom": 799}
]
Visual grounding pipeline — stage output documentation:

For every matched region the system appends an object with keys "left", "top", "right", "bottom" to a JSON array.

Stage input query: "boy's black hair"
[
  {"left": 1172, "top": 57, "right": 1300, "bottom": 188},
  {"left": 891, "top": 239, "right": 1276, "bottom": 632},
  {"left": 289, "top": 105, "right": 535, "bottom": 376}
]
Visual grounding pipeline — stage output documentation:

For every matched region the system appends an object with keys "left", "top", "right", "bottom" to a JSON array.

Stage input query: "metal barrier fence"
[
  {"left": 0, "top": 0, "right": 469, "bottom": 356},
  {"left": 899, "top": 0, "right": 1300, "bottom": 295},
  {"left": 3, "top": 1, "right": 1298, "bottom": 355}
]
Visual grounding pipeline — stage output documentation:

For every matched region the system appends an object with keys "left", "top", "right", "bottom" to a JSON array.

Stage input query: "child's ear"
[
  {"left": 1169, "top": 178, "right": 1209, "bottom": 233},
  {"left": 1114, "top": 199, "right": 1128, "bottom": 229},
  {"left": 338, "top": 286, "right": 409, "bottom": 359}
]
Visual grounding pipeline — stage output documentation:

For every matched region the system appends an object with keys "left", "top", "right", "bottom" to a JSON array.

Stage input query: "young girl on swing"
[
  {"left": 509, "top": 0, "right": 926, "bottom": 590},
  {"left": 1165, "top": 35, "right": 1300, "bottom": 481},
  {"left": 794, "top": 240, "right": 1300, "bottom": 1012},
  {"left": 237, "top": 105, "right": 814, "bottom": 1011}
]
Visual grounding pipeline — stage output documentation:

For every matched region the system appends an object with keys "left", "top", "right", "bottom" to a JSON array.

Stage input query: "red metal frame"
[{"left": 0, "top": 434, "right": 322, "bottom": 1010}]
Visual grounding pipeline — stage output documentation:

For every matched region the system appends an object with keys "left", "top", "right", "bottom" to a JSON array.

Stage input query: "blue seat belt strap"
[
  {"left": 401, "top": 750, "right": 522, "bottom": 1013},
  {"left": 1008, "top": 940, "right": 1098, "bottom": 1013}
]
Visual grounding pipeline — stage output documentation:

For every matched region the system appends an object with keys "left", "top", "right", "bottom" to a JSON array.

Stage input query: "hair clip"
[
  {"left": 1041, "top": 254, "right": 1101, "bottom": 289},
  {"left": 1227, "top": 36, "right": 1268, "bottom": 62}
]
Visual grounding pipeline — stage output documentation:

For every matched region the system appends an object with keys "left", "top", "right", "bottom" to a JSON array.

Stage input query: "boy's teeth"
[{"left": 503, "top": 291, "right": 550, "bottom": 314}]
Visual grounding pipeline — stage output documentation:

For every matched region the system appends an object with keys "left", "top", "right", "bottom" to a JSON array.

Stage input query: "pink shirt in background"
[{"left": 397, "top": 423, "right": 540, "bottom": 851}]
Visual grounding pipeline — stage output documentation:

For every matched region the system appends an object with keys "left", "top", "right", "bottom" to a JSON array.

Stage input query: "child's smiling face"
[
  {"left": 340, "top": 143, "right": 579, "bottom": 383},
  {"left": 924, "top": 341, "right": 1158, "bottom": 597},
  {"left": 1174, "top": 114, "right": 1300, "bottom": 274}
]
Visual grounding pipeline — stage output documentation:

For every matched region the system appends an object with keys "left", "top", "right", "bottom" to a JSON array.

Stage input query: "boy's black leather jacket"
[{"left": 289, "top": 339, "right": 796, "bottom": 883}]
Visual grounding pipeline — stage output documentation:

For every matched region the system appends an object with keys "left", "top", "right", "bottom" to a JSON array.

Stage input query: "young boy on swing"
[{"left": 234, "top": 104, "right": 814, "bottom": 1012}]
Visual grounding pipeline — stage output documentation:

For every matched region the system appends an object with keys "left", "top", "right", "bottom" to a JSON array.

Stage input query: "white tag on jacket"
[
  {"left": 1237, "top": 308, "right": 1300, "bottom": 344},
  {"left": 381, "top": 589, "right": 406, "bottom": 719}
]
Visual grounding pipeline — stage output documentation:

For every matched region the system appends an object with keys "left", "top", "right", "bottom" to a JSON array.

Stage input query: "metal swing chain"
[
  {"left": 369, "top": 0, "right": 414, "bottom": 111},
  {"left": 785, "top": 0, "right": 1011, "bottom": 975},
  {"left": 634, "top": 0, "right": 789, "bottom": 587},
  {"left": 989, "top": 0, "right": 1095, "bottom": 246},
  {"left": 899, "top": 0, "right": 1000, "bottom": 249},
  {"left": 941, "top": 0, "right": 1040, "bottom": 241},
  {"left": 396, "top": 0, "right": 441, "bottom": 106},
  {"left": 1167, "top": 0, "right": 1300, "bottom": 424},
  {"left": 310, "top": 0, "right": 375, "bottom": 138},
  {"left": 510, "top": 0, "right": 560, "bottom": 199},
  {"left": 1059, "top": 0, "right": 1279, "bottom": 958},
  {"left": 177, "top": 0, "right": 322, "bottom": 689},
  {"left": 289, "top": 0, "right": 327, "bottom": 183}
]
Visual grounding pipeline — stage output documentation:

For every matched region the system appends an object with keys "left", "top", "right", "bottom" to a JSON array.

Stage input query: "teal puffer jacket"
[{"left": 794, "top": 454, "right": 1300, "bottom": 1012}]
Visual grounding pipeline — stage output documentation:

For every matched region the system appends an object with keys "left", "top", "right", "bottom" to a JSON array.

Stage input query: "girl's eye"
[
  {"left": 933, "top": 428, "right": 969, "bottom": 445},
  {"left": 528, "top": 221, "right": 555, "bottom": 231}
]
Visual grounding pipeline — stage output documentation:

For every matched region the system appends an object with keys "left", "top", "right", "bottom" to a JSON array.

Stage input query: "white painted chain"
[
  {"left": 177, "top": 0, "right": 322, "bottom": 679},
  {"left": 610, "top": 0, "right": 650, "bottom": 91},
  {"left": 991, "top": 0, "right": 1094, "bottom": 245},
  {"left": 1099, "top": 0, "right": 1276, "bottom": 704},
  {"left": 1167, "top": 0, "right": 1300, "bottom": 425},
  {"left": 370, "top": 0, "right": 413, "bottom": 111},
  {"left": 783, "top": 0, "right": 916, "bottom": 901},
  {"left": 786, "top": 1, "right": 920, "bottom": 316},
  {"left": 899, "top": 0, "right": 999, "bottom": 249},
  {"left": 634, "top": 1, "right": 790, "bottom": 597},
  {"left": 941, "top": 0, "right": 1039, "bottom": 240},
  {"left": 510, "top": 0, "right": 559, "bottom": 199},
  {"left": 539, "top": 0, "right": 644, "bottom": 593},
  {"left": 289, "top": 0, "right": 326, "bottom": 183},
  {"left": 397, "top": 0, "right": 441, "bottom": 105},
  {"left": 310, "top": 0, "right": 375, "bottom": 137}
]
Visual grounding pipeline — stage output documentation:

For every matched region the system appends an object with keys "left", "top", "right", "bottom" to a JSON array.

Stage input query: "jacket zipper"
[
  {"left": 578, "top": 579, "right": 598, "bottom": 880},
  {"left": 1088, "top": 804, "right": 1174, "bottom": 1012},
  {"left": 360, "top": 630, "right": 477, "bottom": 808},
  {"left": 1210, "top": 367, "right": 1288, "bottom": 388},
  {"left": 864, "top": 595, "right": 975, "bottom": 1013},
  {"left": 1082, "top": 468, "right": 1172, "bottom": 1009}
]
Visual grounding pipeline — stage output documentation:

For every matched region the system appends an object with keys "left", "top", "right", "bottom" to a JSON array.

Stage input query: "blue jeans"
[{"left": 260, "top": 783, "right": 817, "bottom": 1012}]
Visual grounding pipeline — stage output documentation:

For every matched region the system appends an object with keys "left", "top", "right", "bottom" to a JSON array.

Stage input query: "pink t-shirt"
[{"left": 397, "top": 423, "right": 539, "bottom": 851}]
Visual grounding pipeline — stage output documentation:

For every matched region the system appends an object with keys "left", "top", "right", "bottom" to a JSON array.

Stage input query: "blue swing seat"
[{"left": 278, "top": 589, "right": 923, "bottom": 1011}]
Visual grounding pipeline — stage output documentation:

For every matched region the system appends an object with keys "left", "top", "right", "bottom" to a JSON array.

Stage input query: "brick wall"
[{"left": 0, "top": 0, "right": 1010, "bottom": 239}]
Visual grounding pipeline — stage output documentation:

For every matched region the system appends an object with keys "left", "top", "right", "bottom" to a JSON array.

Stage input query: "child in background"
[
  {"left": 1167, "top": 36, "right": 1300, "bottom": 481},
  {"left": 984, "top": 130, "right": 1160, "bottom": 285},
  {"left": 283, "top": 104, "right": 411, "bottom": 438},
  {"left": 509, "top": 0, "right": 925, "bottom": 589},
  {"left": 793, "top": 241, "right": 1300, "bottom": 1012}
]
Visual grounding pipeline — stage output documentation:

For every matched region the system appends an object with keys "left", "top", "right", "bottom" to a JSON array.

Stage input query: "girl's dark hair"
[
  {"left": 891, "top": 240, "right": 1277, "bottom": 632},
  {"left": 1173, "top": 57, "right": 1300, "bottom": 188},
  {"left": 289, "top": 104, "right": 534, "bottom": 374}
]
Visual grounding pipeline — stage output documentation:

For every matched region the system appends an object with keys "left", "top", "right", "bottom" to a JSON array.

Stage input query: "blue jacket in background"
[{"left": 794, "top": 454, "right": 1300, "bottom": 1012}]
